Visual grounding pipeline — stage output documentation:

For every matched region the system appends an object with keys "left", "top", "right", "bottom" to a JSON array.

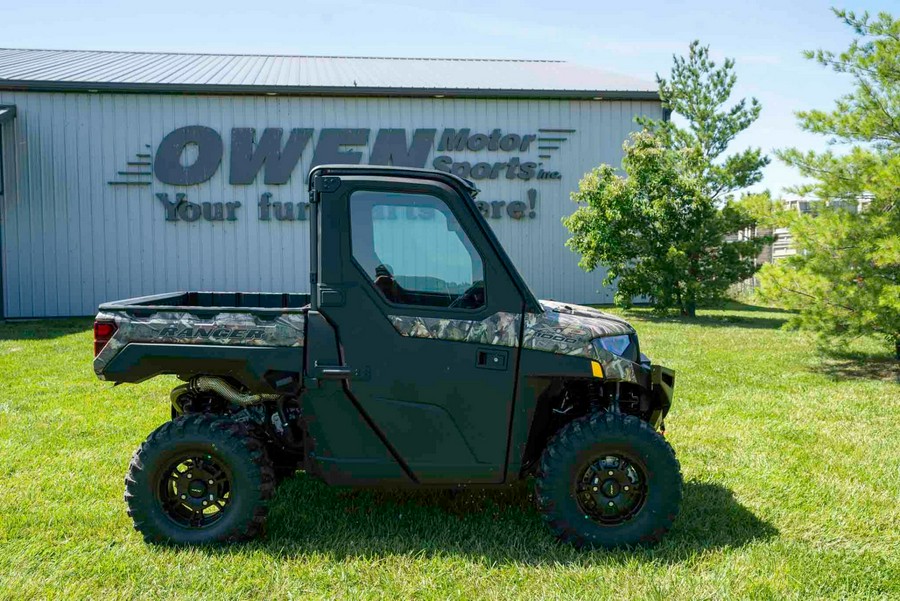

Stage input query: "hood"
[
  {"left": 521, "top": 299, "right": 635, "bottom": 359},
  {"left": 538, "top": 300, "right": 635, "bottom": 334}
]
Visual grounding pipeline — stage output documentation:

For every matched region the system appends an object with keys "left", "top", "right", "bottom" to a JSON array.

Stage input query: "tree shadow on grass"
[
  {"left": 0, "top": 318, "right": 91, "bottom": 340},
  {"left": 205, "top": 477, "right": 777, "bottom": 566},
  {"left": 809, "top": 347, "right": 899, "bottom": 383},
  {"left": 621, "top": 303, "right": 792, "bottom": 331}
]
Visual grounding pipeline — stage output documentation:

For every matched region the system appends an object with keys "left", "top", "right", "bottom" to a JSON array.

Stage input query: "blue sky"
[{"left": 1, "top": 0, "right": 895, "bottom": 194}]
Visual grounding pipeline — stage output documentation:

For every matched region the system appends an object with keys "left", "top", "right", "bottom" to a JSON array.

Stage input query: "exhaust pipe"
[{"left": 177, "top": 376, "right": 281, "bottom": 407}]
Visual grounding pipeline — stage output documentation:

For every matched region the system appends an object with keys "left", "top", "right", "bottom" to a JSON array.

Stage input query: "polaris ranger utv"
[{"left": 93, "top": 165, "right": 681, "bottom": 549}]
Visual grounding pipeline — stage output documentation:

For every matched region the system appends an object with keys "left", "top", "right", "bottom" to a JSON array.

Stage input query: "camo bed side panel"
[{"left": 93, "top": 310, "right": 306, "bottom": 374}]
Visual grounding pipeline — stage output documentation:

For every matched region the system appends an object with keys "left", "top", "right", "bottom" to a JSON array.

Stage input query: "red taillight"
[{"left": 93, "top": 321, "right": 117, "bottom": 356}]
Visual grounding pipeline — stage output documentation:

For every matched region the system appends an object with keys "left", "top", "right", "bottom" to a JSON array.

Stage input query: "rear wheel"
[
  {"left": 125, "top": 414, "right": 274, "bottom": 544},
  {"left": 535, "top": 412, "right": 682, "bottom": 549}
]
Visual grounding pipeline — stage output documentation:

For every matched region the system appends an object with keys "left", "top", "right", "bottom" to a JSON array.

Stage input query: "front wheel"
[
  {"left": 124, "top": 414, "right": 275, "bottom": 544},
  {"left": 535, "top": 412, "right": 682, "bottom": 549}
]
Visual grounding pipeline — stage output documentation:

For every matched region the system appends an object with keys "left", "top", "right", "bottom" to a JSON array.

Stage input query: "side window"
[{"left": 350, "top": 190, "right": 485, "bottom": 310}]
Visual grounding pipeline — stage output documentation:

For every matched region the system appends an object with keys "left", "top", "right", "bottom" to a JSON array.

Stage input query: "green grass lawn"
[{"left": 0, "top": 305, "right": 897, "bottom": 599}]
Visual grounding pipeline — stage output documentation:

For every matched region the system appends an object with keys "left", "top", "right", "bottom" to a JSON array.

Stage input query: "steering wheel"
[
  {"left": 448, "top": 282, "right": 484, "bottom": 310},
  {"left": 373, "top": 264, "right": 402, "bottom": 303}
]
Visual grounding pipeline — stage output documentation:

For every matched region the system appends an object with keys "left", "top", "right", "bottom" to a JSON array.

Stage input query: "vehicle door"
[{"left": 314, "top": 173, "right": 526, "bottom": 484}]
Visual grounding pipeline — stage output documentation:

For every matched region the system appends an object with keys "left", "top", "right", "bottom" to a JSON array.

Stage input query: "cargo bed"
[
  {"left": 98, "top": 291, "right": 311, "bottom": 314},
  {"left": 93, "top": 291, "right": 309, "bottom": 387}
]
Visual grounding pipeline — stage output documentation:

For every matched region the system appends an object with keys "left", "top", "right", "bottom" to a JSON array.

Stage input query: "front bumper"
[
  {"left": 592, "top": 350, "right": 675, "bottom": 429},
  {"left": 649, "top": 364, "right": 676, "bottom": 427}
]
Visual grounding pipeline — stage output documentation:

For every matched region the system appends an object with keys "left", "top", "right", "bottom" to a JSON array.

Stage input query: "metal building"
[{"left": 0, "top": 49, "right": 661, "bottom": 318}]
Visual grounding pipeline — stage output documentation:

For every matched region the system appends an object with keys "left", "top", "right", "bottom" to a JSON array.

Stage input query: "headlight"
[{"left": 593, "top": 334, "right": 639, "bottom": 362}]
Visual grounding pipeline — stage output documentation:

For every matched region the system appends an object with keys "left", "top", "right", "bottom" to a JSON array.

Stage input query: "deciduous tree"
[{"left": 564, "top": 42, "right": 769, "bottom": 315}]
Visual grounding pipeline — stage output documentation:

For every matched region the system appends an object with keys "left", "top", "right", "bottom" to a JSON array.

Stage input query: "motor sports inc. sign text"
[{"left": 111, "top": 126, "right": 573, "bottom": 223}]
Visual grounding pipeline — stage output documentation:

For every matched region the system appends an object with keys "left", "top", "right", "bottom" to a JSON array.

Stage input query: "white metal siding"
[{"left": 0, "top": 92, "right": 661, "bottom": 317}]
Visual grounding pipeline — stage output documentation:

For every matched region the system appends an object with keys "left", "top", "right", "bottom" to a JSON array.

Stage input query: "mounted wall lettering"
[
  {"left": 110, "top": 126, "right": 573, "bottom": 223},
  {"left": 310, "top": 128, "right": 369, "bottom": 167},
  {"left": 156, "top": 193, "right": 242, "bottom": 222},
  {"left": 368, "top": 129, "right": 437, "bottom": 167},
  {"left": 229, "top": 128, "right": 313, "bottom": 185},
  {"left": 437, "top": 128, "right": 535, "bottom": 152},
  {"left": 154, "top": 126, "right": 223, "bottom": 186},
  {"left": 258, "top": 192, "right": 309, "bottom": 221},
  {"left": 123, "top": 126, "right": 570, "bottom": 186}
]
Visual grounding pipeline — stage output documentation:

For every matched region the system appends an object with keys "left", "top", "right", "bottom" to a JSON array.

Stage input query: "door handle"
[
  {"left": 316, "top": 365, "right": 353, "bottom": 379},
  {"left": 476, "top": 348, "right": 508, "bottom": 371}
]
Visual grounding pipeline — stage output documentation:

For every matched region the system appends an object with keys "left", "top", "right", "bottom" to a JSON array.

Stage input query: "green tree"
[
  {"left": 757, "top": 9, "right": 900, "bottom": 357},
  {"left": 564, "top": 42, "right": 769, "bottom": 316}
]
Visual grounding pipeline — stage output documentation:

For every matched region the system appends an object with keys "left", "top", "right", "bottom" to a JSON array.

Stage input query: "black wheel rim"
[
  {"left": 157, "top": 452, "right": 232, "bottom": 529},
  {"left": 575, "top": 453, "right": 647, "bottom": 525}
]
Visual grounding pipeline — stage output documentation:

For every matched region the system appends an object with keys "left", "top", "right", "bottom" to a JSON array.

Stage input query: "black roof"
[{"left": 309, "top": 164, "right": 479, "bottom": 196}]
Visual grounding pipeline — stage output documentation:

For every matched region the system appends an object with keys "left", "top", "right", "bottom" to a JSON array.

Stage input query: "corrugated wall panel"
[{"left": 0, "top": 92, "right": 661, "bottom": 317}]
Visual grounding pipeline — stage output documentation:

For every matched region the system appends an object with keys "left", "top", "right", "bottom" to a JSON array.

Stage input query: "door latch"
[{"left": 476, "top": 348, "right": 508, "bottom": 371}]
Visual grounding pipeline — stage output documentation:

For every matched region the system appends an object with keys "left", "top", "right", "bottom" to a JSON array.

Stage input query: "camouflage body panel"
[
  {"left": 93, "top": 310, "right": 305, "bottom": 376},
  {"left": 388, "top": 312, "right": 521, "bottom": 348},
  {"left": 387, "top": 300, "right": 639, "bottom": 381},
  {"left": 593, "top": 348, "right": 639, "bottom": 382},
  {"left": 522, "top": 300, "right": 634, "bottom": 359}
]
